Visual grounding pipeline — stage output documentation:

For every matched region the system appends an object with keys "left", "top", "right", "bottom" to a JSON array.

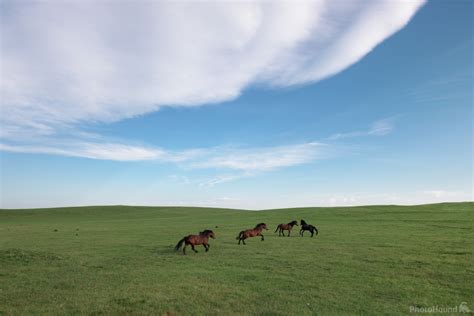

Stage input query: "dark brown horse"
[
  {"left": 275, "top": 220, "right": 298, "bottom": 237},
  {"left": 175, "top": 229, "right": 215, "bottom": 255},
  {"left": 236, "top": 223, "right": 268, "bottom": 245}
]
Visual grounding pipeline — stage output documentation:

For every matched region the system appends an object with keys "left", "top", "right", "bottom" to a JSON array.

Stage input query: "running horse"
[
  {"left": 236, "top": 223, "right": 268, "bottom": 245},
  {"left": 300, "top": 219, "right": 318, "bottom": 237},
  {"left": 275, "top": 220, "right": 298, "bottom": 237},
  {"left": 175, "top": 229, "right": 215, "bottom": 255}
]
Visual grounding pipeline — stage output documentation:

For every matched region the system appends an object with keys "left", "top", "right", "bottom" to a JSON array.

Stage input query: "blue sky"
[{"left": 0, "top": 0, "right": 472, "bottom": 209}]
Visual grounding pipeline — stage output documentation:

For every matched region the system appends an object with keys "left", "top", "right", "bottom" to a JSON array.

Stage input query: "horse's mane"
[
  {"left": 300, "top": 219, "right": 308, "bottom": 225},
  {"left": 200, "top": 229, "right": 214, "bottom": 235},
  {"left": 289, "top": 220, "right": 297, "bottom": 225},
  {"left": 255, "top": 223, "right": 266, "bottom": 228}
]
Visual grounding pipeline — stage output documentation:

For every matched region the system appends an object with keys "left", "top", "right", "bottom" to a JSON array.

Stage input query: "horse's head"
[
  {"left": 200, "top": 229, "right": 216, "bottom": 239},
  {"left": 300, "top": 219, "right": 307, "bottom": 226},
  {"left": 256, "top": 223, "right": 268, "bottom": 230},
  {"left": 201, "top": 229, "right": 216, "bottom": 239},
  {"left": 290, "top": 220, "right": 298, "bottom": 226}
]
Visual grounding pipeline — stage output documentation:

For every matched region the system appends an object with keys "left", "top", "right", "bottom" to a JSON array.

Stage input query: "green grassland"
[{"left": 0, "top": 202, "right": 473, "bottom": 315}]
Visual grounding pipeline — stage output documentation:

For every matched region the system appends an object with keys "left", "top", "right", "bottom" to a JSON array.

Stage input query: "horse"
[
  {"left": 236, "top": 223, "right": 268, "bottom": 245},
  {"left": 275, "top": 220, "right": 298, "bottom": 237},
  {"left": 175, "top": 229, "right": 215, "bottom": 255},
  {"left": 300, "top": 219, "right": 318, "bottom": 237}
]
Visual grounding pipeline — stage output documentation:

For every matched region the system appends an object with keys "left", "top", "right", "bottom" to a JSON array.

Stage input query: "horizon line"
[{"left": 1, "top": 201, "right": 472, "bottom": 212}]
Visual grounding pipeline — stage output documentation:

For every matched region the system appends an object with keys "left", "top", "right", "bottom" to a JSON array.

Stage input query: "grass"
[{"left": 0, "top": 202, "right": 473, "bottom": 315}]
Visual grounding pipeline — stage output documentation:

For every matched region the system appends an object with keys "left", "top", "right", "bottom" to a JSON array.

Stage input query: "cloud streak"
[
  {"left": 327, "top": 118, "right": 394, "bottom": 140},
  {"left": 0, "top": 116, "right": 390, "bottom": 186},
  {"left": 191, "top": 142, "right": 328, "bottom": 171},
  {"left": 0, "top": 140, "right": 330, "bottom": 172},
  {"left": 1, "top": 1, "right": 425, "bottom": 138},
  {"left": 0, "top": 142, "right": 199, "bottom": 162}
]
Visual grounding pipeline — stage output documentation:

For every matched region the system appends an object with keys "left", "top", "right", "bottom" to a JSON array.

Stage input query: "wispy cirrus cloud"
[
  {"left": 0, "top": 116, "right": 390, "bottom": 187},
  {"left": 1, "top": 0, "right": 425, "bottom": 140},
  {"left": 198, "top": 173, "right": 253, "bottom": 188},
  {"left": 406, "top": 74, "right": 472, "bottom": 104},
  {"left": 327, "top": 118, "right": 394, "bottom": 140},
  {"left": 0, "top": 140, "right": 330, "bottom": 172},
  {"left": 191, "top": 142, "right": 328, "bottom": 172},
  {"left": 0, "top": 142, "right": 200, "bottom": 162},
  {"left": 194, "top": 142, "right": 330, "bottom": 186}
]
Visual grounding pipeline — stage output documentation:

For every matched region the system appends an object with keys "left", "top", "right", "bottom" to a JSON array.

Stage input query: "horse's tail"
[
  {"left": 236, "top": 231, "right": 244, "bottom": 240},
  {"left": 175, "top": 237, "right": 186, "bottom": 250},
  {"left": 274, "top": 224, "right": 280, "bottom": 233}
]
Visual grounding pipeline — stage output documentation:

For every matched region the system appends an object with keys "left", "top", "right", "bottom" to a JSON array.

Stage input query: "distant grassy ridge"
[{"left": 1, "top": 202, "right": 472, "bottom": 315}]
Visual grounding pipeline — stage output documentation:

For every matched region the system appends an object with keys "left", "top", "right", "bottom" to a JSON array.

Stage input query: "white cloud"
[
  {"left": 1, "top": 138, "right": 332, "bottom": 189},
  {"left": 192, "top": 142, "right": 328, "bottom": 171},
  {"left": 328, "top": 118, "right": 395, "bottom": 140},
  {"left": 0, "top": 140, "right": 330, "bottom": 173},
  {"left": 1, "top": 1, "right": 425, "bottom": 138},
  {"left": 198, "top": 173, "right": 253, "bottom": 188},
  {"left": 0, "top": 142, "right": 174, "bottom": 161}
]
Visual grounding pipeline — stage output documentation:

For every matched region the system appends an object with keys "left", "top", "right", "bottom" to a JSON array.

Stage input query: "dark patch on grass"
[
  {"left": 88, "top": 265, "right": 105, "bottom": 269},
  {"left": 112, "top": 298, "right": 147, "bottom": 309},
  {"left": 440, "top": 251, "right": 470, "bottom": 256},
  {"left": 428, "top": 224, "right": 472, "bottom": 230}
]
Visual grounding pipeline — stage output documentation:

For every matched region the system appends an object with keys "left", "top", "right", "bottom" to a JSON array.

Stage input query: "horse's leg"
[
  {"left": 300, "top": 229, "right": 304, "bottom": 236},
  {"left": 183, "top": 244, "right": 187, "bottom": 255},
  {"left": 260, "top": 234, "right": 264, "bottom": 241},
  {"left": 238, "top": 238, "right": 241, "bottom": 245},
  {"left": 288, "top": 229, "right": 291, "bottom": 237},
  {"left": 311, "top": 229, "right": 314, "bottom": 237},
  {"left": 191, "top": 245, "right": 198, "bottom": 253},
  {"left": 281, "top": 229, "right": 285, "bottom": 237},
  {"left": 242, "top": 238, "right": 246, "bottom": 245},
  {"left": 205, "top": 243, "right": 209, "bottom": 252}
]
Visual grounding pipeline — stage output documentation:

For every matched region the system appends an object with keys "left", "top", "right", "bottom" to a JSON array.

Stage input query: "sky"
[{"left": 0, "top": 0, "right": 472, "bottom": 209}]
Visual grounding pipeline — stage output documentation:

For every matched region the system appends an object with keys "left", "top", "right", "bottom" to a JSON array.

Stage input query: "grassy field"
[{"left": 0, "top": 202, "right": 473, "bottom": 315}]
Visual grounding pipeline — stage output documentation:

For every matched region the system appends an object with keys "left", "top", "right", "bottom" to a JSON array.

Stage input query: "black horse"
[{"left": 300, "top": 219, "right": 318, "bottom": 237}]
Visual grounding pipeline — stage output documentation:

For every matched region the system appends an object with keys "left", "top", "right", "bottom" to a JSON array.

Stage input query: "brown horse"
[
  {"left": 236, "top": 223, "right": 268, "bottom": 245},
  {"left": 275, "top": 220, "right": 298, "bottom": 237},
  {"left": 175, "top": 230, "right": 215, "bottom": 255}
]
